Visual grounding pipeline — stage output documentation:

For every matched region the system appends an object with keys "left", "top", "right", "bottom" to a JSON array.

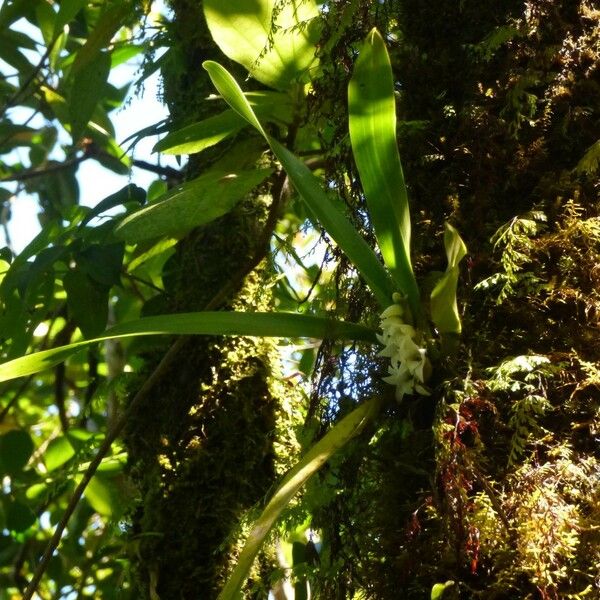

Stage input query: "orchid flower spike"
[{"left": 378, "top": 297, "right": 431, "bottom": 401}]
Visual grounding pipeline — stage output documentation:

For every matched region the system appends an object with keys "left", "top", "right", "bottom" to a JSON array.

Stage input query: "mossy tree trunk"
[
  {"left": 310, "top": 1, "right": 600, "bottom": 598},
  {"left": 124, "top": 2, "right": 297, "bottom": 598}
]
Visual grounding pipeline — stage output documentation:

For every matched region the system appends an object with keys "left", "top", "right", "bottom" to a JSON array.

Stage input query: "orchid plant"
[{"left": 0, "top": 2, "right": 467, "bottom": 598}]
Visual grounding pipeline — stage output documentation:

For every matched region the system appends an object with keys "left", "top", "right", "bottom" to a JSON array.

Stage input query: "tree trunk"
[{"left": 124, "top": 2, "right": 298, "bottom": 598}]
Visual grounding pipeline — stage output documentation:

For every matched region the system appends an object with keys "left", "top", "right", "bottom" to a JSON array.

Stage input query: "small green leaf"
[
  {"left": 0, "top": 312, "right": 377, "bottom": 383},
  {"left": 431, "top": 581, "right": 455, "bottom": 599},
  {"left": 44, "top": 437, "right": 76, "bottom": 472},
  {"left": 63, "top": 269, "right": 109, "bottom": 338},
  {"left": 114, "top": 168, "right": 273, "bottom": 243},
  {"left": 5, "top": 500, "right": 36, "bottom": 533},
  {"left": 430, "top": 223, "right": 467, "bottom": 334},
  {"left": 0, "top": 430, "right": 34, "bottom": 474},
  {"left": 218, "top": 396, "right": 381, "bottom": 600},
  {"left": 348, "top": 28, "right": 420, "bottom": 316},
  {"left": 203, "top": 60, "right": 395, "bottom": 307},
  {"left": 69, "top": 50, "right": 111, "bottom": 142},
  {"left": 203, "top": 0, "right": 320, "bottom": 90},
  {"left": 84, "top": 475, "right": 119, "bottom": 517}
]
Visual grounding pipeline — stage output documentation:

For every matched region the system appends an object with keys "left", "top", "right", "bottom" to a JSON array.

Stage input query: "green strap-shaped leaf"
[
  {"left": 154, "top": 110, "right": 247, "bottom": 155},
  {"left": 203, "top": 0, "right": 320, "bottom": 90},
  {"left": 218, "top": 396, "right": 382, "bottom": 600},
  {"left": 0, "top": 312, "right": 376, "bottom": 383},
  {"left": 154, "top": 92, "right": 292, "bottom": 155},
  {"left": 114, "top": 168, "right": 273, "bottom": 243},
  {"left": 430, "top": 223, "right": 467, "bottom": 334},
  {"left": 348, "top": 28, "right": 420, "bottom": 317},
  {"left": 203, "top": 60, "right": 395, "bottom": 307}
]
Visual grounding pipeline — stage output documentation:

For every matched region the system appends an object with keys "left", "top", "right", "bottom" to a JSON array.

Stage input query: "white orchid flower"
[{"left": 378, "top": 300, "right": 431, "bottom": 401}]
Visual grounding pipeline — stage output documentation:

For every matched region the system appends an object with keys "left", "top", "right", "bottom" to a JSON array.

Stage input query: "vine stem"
[{"left": 22, "top": 169, "right": 288, "bottom": 599}]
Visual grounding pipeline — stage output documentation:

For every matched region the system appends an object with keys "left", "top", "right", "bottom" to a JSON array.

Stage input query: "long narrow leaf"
[
  {"left": 153, "top": 110, "right": 247, "bottom": 155},
  {"left": 348, "top": 28, "right": 420, "bottom": 317},
  {"left": 218, "top": 396, "right": 382, "bottom": 600},
  {"left": 0, "top": 312, "right": 376, "bottom": 382},
  {"left": 154, "top": 93, "right": 292, "bottom": 155},
  {"left": 203, "top": 60, "right": 395, "bottom": 307}
]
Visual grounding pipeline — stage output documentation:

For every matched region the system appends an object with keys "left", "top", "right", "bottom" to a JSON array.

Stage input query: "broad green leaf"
[
  {"left": 69, "top": 50, "right": 111, "bottom": 142},
  {"left": 115, "top": 168, "right": 273, "bottom": 243},
  {"left": 430, "top": 223, "right": 467, "bottom": 334},
  {"left": 63, "top": 269, "right": 109, "bottom": 338},
  {"left": 0, "top": 312, "right": 377, "bottom": 383},
  {"left": 0, "top": 430, "right": 34, "bottom": 474},
  {"left": 218, "top": 396, "right": 382, "bottom": 600},
  {"left": 348, "top": 29, "right": 419, "bottom": 317},
  {"left": 203, "top": 60, "right": 395, "bottom": 307},
  {"left": 154, "top": 93, "right": 291, "bottom": 155},
  {"left": 44, "top": 437, "right": 76, "bottom": 472},
  {"left": 204, "top": 0, "right": 320, "bottom": 90}
]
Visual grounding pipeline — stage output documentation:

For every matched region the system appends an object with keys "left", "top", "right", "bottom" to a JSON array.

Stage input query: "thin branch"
[
  {"left": 0, "top": 375, "right": 33, "bottom": 422},
  {"left": 0, "top": 154, "right": 89, "bottom": 183},
  {"left": 132, "top": 158, "right": 181, "bottom": 180}
]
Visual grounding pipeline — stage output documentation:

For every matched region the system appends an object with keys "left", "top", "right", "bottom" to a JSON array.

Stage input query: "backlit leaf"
[
  {"left": 203, "top": 60, "right": 395, "bottom": 307},
  {"left": 349, "top": 28, "right": 420, "bottom": 317},
  {"left": 204, "top": 0, "right": 320, "bottom": 90},
  {"left": 0, "top": 312, "right": 377, "bottom": 383},
  {"left": 44, "top": 437, "right": 76, "bottom": 472},
  {"left": 114, "top": 168, "right": 273, "bottom": 243},
  {"left": 218, "top": 396, "right": 382, "bottom": 599},
  {"left": 430, "top": 223, "right": 467, "bottom": 334}
]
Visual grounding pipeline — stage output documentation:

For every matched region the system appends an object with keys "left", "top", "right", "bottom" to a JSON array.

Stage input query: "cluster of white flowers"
[{"left": 377, "top": 298, "right": 430, "bottom": 401}]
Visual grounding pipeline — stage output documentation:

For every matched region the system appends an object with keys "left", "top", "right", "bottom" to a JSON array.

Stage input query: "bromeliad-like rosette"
[{"left": 378, "top": 300, "right": 431, "bottom": 401}]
